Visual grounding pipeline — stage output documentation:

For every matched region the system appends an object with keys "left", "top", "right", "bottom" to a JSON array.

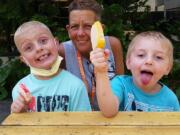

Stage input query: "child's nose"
[
  {"left": 35, "top": 43, "right": 43, "bottom": 52},
  {"left": 145, "top": 56, "right": 153, "bottom": 65}
]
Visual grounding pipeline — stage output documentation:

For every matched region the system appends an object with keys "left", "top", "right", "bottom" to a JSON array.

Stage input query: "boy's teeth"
[{"left": 39, "top": 54, "right": 48, "bottom": 61}]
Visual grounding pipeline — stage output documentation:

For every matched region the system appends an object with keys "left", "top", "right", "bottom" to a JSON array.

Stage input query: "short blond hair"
[
  {"left": 126, "top": 31, "right": 174, "bottom": 69},
  {"left": 14, "top": 21, "right": 53, "bottom": 50}
]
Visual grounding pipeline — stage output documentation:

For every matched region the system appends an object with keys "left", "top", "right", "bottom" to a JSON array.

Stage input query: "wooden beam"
[
  {"left": 1, "top": 112, "right": 180, "bottom": 135},
  {"left": 2, "top": 112, "right": 180, "bottom": 126},
  {"left": 0, "top": 126, "right": 180, "bottom": 135}
]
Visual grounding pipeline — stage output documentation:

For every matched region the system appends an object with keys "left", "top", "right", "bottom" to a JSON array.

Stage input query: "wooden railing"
[{"left": 1, "top": 112, "right": 180, "bottom": 135}]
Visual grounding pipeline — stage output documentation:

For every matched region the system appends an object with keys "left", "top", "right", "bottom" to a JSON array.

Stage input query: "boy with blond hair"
[
  {"left": 90, "top": 31, "right": 180, "bottom": 117},
  {"left": 11, "top": 21, "right": 91, "bottom": 113}
]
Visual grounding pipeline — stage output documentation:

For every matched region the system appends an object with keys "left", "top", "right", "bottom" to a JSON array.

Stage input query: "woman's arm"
[
  {"left": 58, "top": 42, "right": 66, "bottom": 69},
  {"left": 109, "top": 36, "right": 124, "bottom": 74}
]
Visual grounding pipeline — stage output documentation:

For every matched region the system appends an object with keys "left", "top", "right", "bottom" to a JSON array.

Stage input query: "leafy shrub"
[{"left": 0, "top": 58, "right": 28, "bottom": 100}]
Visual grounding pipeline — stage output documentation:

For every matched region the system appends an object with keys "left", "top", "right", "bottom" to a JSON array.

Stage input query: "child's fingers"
[
  {"left": 90, "top": 48, "right": 109, "bottom": 72},
  {"left": 104, "top": 49, "right": 110, "bottom": 60},
  {"left": 11, "top": 98, "right": 28, "bottom": 113},
  {"left": 90, "top": 48, "right": 105, "bottom": 62},
  {"left": 13, "top": 101, "right": 24, "bottom": 112},
  {"left": 91, "top": 49, "right": 108, "bottom": 64},
  {"left": 11, "top": 101, "right": 20, "bottom": 113},
  {"left": 19, "top": 87, "right": 32, "bottom": 103}
]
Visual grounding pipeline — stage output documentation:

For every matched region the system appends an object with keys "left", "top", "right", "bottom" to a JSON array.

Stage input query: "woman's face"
[{"left": 67, "top": 10, "right": 97, "bottom": 54}]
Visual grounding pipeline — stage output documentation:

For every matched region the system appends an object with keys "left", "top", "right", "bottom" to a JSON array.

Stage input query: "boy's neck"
[
  {"left": 34, "top": 68, "right": 62, "bottom": 80},
  {"left": 141, "top": 83, "right": 162, "bottom": 94},
  {"left": 133, "top": 78, "right": 162, "bottom": 94}
]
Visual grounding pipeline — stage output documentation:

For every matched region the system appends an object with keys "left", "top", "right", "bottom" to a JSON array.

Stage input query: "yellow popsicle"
[{"left": 91, "top": 21, "right": 105, "bottom": 50}]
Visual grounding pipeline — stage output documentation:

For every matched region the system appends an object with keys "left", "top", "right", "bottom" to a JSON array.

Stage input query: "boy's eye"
[
  {"left": 39, "top": 38, "right": 48, "bottom": 44},
  {"left": 155, "top": 56, "right": 163, "bottom": 60},
  {"left": 23, "top": 45, "right": 32, "bottom": 52},
  {"left": 137, "top": 54, "right": 144, "bottom": 57}
]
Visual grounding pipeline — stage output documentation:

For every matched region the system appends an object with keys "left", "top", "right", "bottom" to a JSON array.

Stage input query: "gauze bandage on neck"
[
  {"left": 91, "top": 21, "right": 105, "bottom": 50},
  {"left": 23, "top": 56, "right": 63, "bottom": 77}
]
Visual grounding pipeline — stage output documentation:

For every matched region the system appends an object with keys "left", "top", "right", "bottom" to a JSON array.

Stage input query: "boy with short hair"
[
  {"left": 11, "top": 21, "right": 91, "bottom": 113},
  {"left": 90, "top": 31, "right": 180, "bottom": 117}
]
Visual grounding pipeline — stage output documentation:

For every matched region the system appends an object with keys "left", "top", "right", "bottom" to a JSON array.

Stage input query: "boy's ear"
[
  {"left": 19, "top": 56, "right": 28, "bottom": 66},
  {"left": 20, "top": 55, "right": 25, "bottom": 63},
  {"left": 126, "top": 58, "right": 131, "bottom": 70},
  {"left": 53, "top": 38, "right": 59, "bottom": 48},
  {"left": 54, "top": 37, "right": 60, "bottom": 43},
  {"left": 164, "top": 64, "right": 172, "bottom": 75}
]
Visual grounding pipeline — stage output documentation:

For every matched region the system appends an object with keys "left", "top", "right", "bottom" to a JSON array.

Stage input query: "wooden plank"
[
  {"left": 2, "top": 112, "right": 180, "bottom": 126},
  {"left": 0, "top": 126, "right": 180, "bottom": 135}
]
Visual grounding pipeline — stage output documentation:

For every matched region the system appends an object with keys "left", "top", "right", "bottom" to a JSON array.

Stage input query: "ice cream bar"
[{"left": 91, "top": 21, "right": 105, "bottom": 50}]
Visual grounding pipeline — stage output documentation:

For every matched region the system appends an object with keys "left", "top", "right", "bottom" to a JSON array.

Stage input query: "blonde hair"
[
  {"left": 14, "top": 21, "right": 53, "bottom": 49},
  {"left": 126, "top": 31, "right": 174, "bottom": 69}
]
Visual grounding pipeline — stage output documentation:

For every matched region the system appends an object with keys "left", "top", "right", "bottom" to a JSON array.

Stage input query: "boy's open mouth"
[
  {"left": 140, "top": 70, "right": 153, "bottom": 85},
  {"left": 37, "top": 53, "right": 50, "bottom": 62}
]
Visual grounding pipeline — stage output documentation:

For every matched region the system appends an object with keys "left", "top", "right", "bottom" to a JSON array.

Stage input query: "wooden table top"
[{"left": 1, "top": 112, "right": 180, "bottom": 135}]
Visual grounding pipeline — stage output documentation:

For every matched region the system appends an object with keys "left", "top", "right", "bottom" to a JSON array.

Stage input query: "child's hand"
[
  {"left": 11, "top": 88, "right": 32, "bottom": 113},
  {"left": 90, "top": 48, "right": 110, "bottom": 73}
]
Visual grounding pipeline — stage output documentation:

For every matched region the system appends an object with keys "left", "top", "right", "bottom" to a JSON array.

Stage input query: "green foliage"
[
  {"left": 0, "top": 58, "right": 29, "bottom": 100},
  {"left": 0, "top": 0, "right": 69, "bottom": 100},
  {"left": 0, "top": 0, "right": 179, "bottom": 101},
  {"left": 0, "top": 0, "right": 68, "bottom": 55},
  {"left": 103, "top": 4, "right": 125, "bottom": 41},
  {"left": 0, "top": 62, "right": 10, "bottom": 100},
  {"left": 162, "top": 60, "right": 180, "bottom": 102},
  {"left": 176, "top": 87, "right": 180, "bottom": 102}
]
